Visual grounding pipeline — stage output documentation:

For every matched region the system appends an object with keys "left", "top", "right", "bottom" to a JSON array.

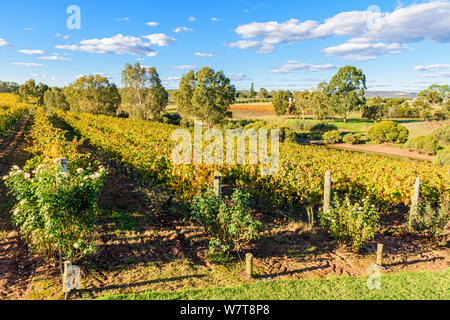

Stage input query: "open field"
[{"left": 225, "top": 102, "right": 448, "bottom": 161}]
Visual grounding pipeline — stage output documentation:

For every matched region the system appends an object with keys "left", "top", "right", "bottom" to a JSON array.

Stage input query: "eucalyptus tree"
[
  {"left": 174, "top": 67, "right": 236, "bottom": 127},
  {"left": 326, "top": 66, "right": 367, "bottom": 123}
]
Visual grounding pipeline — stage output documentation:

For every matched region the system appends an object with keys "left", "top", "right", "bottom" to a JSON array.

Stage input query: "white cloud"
[
  {"left": 56, "top": 34, "right": 158, "bottom": 57},
  {"left": 270, "top": 61, "right": 337, "bottom": 73},
  {"left": 19, "top": 49, "right": 45, "bottom": 55},
  {"left": 146, "top": 22, "right": 159, "bottom": 27},
  {"left": 189, "top": 17, "right": 196, "bottom": 22},
  {"left": 24, "top": 28, "right": 35, "bottom": 31},
  {"left": 323, "top": 41, "right": 406, "bottom": 61},
  {"left": 226, "top": 73, "right": 250, "bottom": 81},
  {"left": 231, "top": 1, "right": 450, "bottom": 58},
  {"left": 164, "top": 76, "right": 181, "bottom": 81},
  {"left": 39, "top": 54, "right": 72, "bottom": 61},
  {"left": 414, "top": 64, "right": 450, "bottom": 72},
  {"left": 194, "top": 52, "right": 213, "bottom": 58},
  {"left": 211, "top": 17, "right": 219, "bottom": 22},
  {"left": 170, "top": 65, "right": 198, "bottom": 70},
  {"left": 228, "top": 40, "right": 275, "bottom": 54},
  {"left": 31, "top": 74, "right": 56, "bottom": 81},
  {"left": 423, "top": 72, "right": 450, "bottom": 78},
  {"left": 142, "top": 33, "right": 176, "bottom": 47},
  {"left": 12, "top": 62, "right": 43, "bottom": 67},
  {"left": 56, "top": 34, "right": 70, "bottom": 39},
  {"left": 93, "top": 72, "right": 115, "bottom": 78},
  {"left": 174, "top": 26, "right": 193, "bottom": 33},
  {"left": 115, "top": 17, "right": 130, "bottom": 21},
  {"left": 0, "top": 38, "right": 12, "bottom": 47}
]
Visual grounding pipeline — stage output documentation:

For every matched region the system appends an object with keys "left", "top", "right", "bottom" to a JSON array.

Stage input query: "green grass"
[{"left": 100, "top": 269, "right": 449, "bottom": 300}]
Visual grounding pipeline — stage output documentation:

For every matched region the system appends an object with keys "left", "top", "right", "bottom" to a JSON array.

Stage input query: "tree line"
[
  {"left": 271, "top": 67, "right": 449, "bottom": 122},
  {"left": 10, "top": 64, "right": 450, "bottom": 127}
]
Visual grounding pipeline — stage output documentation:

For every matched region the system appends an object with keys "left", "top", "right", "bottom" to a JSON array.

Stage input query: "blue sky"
[{"left": 0, "top": 0, "right": 449, "bottom": 91}]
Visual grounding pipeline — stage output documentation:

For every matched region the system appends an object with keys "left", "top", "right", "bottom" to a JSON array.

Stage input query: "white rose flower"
[
  {"left": 90, "top": 173, "right": 100, "bottom": 180},
  {"left": 77, "top": 168, "right": 84, "bottom": 174}
]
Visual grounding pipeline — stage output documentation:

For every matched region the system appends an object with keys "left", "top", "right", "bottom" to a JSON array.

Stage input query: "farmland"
[
  {"left": 0, "top": 90, "right": 448, "bottom": 300},
  {"left": 2, "top": 0, "right": 450, "bottom": 309}
]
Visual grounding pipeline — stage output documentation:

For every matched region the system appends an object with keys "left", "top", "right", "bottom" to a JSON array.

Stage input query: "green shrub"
[
  {"left": 292, "top": 120, "right": 314, "bottom": 132},
  {"left": 276, "top": 126, "right": 297, "bottom": 143},
  {"left": 408, "top": 194, "right": 449, "bottom": 244},
  {"left": 244, "top": 120, "right": 266, "bottom": 131},
  {"left": 310, "top": 122, "right": 338, "bottom": 133},
  {"left": 322, "top": 130, "right": 342, "bottom": 144},
  {"left": 4, "top": 163, "right": 106, "bottom": 263},
  {"left": 433, "top": 109, "right": 448, "bottom": 120},
  {"left": 432, "top": 125, "right": 450, "bottom": 145},
  {"left": 367, "top": 120, "right": 409, "bottom": 144},
  {"left": 343, "top": 133, "right": 362, "bottom": 145},
  {"left": 433, "top": 149, "right": 450, "bottom": 166},
  {"left": 190, "top": 189, "right": 263, "bottom": 253},
  {"left": 404, "top": 135, "right": 440, "bottom": 155},
  {"left": 319, "top": 196, "right": 379, "bottom": 251}
]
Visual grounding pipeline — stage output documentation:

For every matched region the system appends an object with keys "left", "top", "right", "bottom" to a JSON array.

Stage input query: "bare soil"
[{"left": 331, "top": 142, "right": 435, "bottom": 161}]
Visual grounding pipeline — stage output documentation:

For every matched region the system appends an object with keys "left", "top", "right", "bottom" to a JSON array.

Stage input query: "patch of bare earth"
[{"left": 331, "top": 142, "right": 435, "bottom": 161}]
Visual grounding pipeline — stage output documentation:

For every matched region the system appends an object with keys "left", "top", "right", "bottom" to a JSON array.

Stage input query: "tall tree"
[
  {"left": 0, "top": 81, "right": 19, "bottom": 93},
  {"left": 259, "top": 88, "right": 268, "bottom": 99},
  {"left": 64, "top": 75, "right": 121, "bottom": 115},
  {"left": 292, "top": 90, "right": 313, "bottom": 120},
  {"left": 121, "top": 63, "right": 168, "bottom": 120},
  {"left": 173, "top": 67, "right": 236, "bottom": 127},
  {"left": 362, "top": 97, "right": 387, "bottom": 122},
  {"left": 18, "top": 79, "right": 48, "bottom": 105},
  {"left": 44, "top": 87, "right": 69, "bottom": 113},
  {"left": 271, "top": 90, "right": 291, "bottom": 116},
  {"left": 310, "top": 90, "right": 331, "bottom": 120},
  {"left": 413, "top": 99, "right": 432, "bottom": 119},
  {"left": 249, "top": 83, "right": 255, "bottom": 98},
  {"left": 326, "top": 66, "right": 366, "bottom": 123},
  {"left": 418, "top": 84, "right": 449, "bottom": 103}
]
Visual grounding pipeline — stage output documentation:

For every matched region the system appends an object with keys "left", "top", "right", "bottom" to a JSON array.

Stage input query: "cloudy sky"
[{"left": 0, "top": 0, "right": 449, "bottom": 91}]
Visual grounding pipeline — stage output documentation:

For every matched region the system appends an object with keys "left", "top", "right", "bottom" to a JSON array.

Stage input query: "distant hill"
[{"left": 365, "top": 91, "right": 418, "bottom": 99}]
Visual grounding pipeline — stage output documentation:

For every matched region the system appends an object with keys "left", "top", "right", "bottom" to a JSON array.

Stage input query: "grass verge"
[{"left": 99, "top": 268, "right": 449, "bottom": 300}]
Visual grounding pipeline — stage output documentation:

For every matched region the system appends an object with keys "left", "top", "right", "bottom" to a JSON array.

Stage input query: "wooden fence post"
[
  {"left": 410, "top": 177, "right": 421, "bottom": 216},
  {"left": 376, "top": 243, "right": 384, "bottom": 266},
  {"left": 214, "top": 171, "right": 222, "bottom": 197},
  {"left": 323, "top": 170, "right": 332, "bottom": 214},
  {"left": 246, "top": 253, "right": 253, "bottom": 278}
]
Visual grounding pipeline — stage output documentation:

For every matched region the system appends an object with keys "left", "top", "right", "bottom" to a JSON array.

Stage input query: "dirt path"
[
  {"left": 0, "top": 116, "right": 41, "bottom": 299},
  {"left": 312, "top": 141, "right": 435, "bottom": 161}
]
